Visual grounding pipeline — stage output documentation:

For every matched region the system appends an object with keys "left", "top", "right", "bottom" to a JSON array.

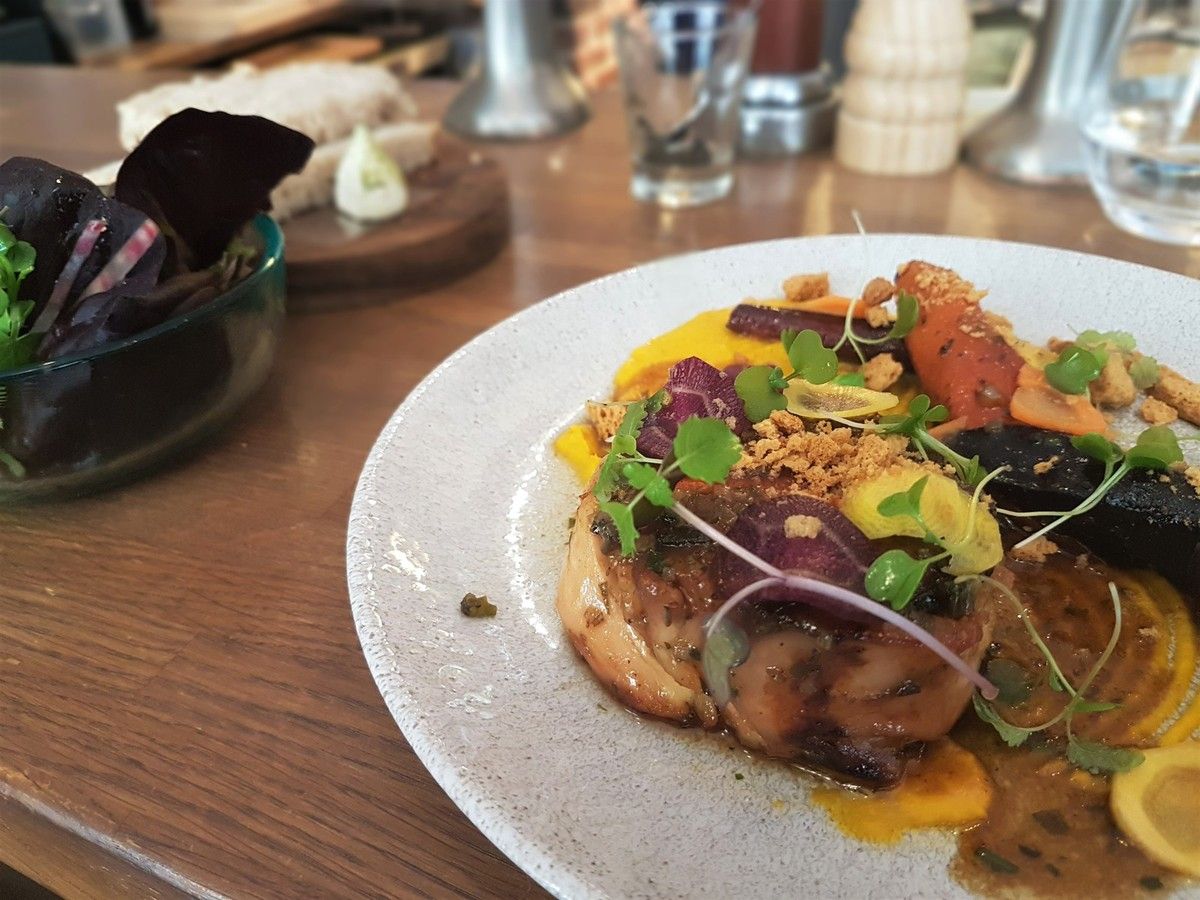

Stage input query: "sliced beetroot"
[
  {"left": 716, "top": 495, "right": 875, "bottom": 619},
  {"left": 727, "top": 304, "right": 909, "bottom": 364},
  {"left": 637, "top": 356, "right": 751, "bottom": 458}
]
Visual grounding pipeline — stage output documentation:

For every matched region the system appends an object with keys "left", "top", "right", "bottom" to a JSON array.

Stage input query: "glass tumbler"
[
  {"left": 613, "top": 2, "right": 757, "bottom": 208},
  {"left": 1081, "top": 0, "right": 1200, "bottom": 245}
]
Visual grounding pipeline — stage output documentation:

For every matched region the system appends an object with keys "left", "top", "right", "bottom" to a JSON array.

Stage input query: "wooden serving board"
[{"left": 283, "top": 137, "right": 510, "bottom": 310}]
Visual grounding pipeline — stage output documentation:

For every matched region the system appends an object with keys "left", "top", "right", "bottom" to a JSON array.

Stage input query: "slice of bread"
[{"left": 116, "top": 62, "right": 418, "bottom": 151}]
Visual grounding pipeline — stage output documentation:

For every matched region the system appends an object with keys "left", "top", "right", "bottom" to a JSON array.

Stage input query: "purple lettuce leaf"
[
  {"left": 115, "top": 108, "right": 313, "bottom": 270},
  {"left": 637, "top": 356, "right": 752, "bottom": 458},
  {"left": 0, "top": 157, "right": 162, "bottom": 320}
]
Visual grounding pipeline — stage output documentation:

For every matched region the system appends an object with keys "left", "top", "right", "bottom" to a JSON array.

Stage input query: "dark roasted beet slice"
[
  {"left": 637, "top": 356, "right": 751, "bottom": 459},
  {"left": 949, "top": 425, "right": 1200, "bottom": 595},
  {"left": 716, "top": 495, "right": 875, "bottom": 619},
  {"left": 727, "top": 304, "right": 909, "bottom": 364}
]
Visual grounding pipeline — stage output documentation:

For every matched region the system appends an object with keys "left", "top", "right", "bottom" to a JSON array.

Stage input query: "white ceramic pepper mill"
[{"left": 835, "top": 0, "right": 972, "bottom": 175}]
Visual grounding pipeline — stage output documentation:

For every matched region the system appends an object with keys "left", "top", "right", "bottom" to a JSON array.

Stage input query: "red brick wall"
[{"left": 558, "top": 0, "right": 637, "bottom": 90}]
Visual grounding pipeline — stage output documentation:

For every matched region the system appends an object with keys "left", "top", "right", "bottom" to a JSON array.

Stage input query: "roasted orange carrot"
[
  {"left": 788, "top": 295, "right": 869, "bottom": 320},
  {"left": 1010, "top": 365, "right": 1111, "bottom": 436},
  {"left": 898, "top": 260, "right": 1023, "bottom": 429}
]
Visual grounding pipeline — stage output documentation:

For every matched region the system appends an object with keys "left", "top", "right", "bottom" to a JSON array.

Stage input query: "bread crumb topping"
[
  {"left": 861, "top": 352, "right": 904, "bottom": 392},
  {"left": 1033, "top": 455, "right": 1061, "bottom": 476},
  {"left": 1140, "top": 396, "right": 1178, "bottom": 426},
  {"left": 736, "top": 411, "right": 914, "bottom": 501},
  {"left": 1011, "top": 536, "right": 1059, "bottom": 564},
  {"left": 782, "top": 272, "right": 829, "bottom": 303},
  {"left": 784, "top": 514, "right": 823, "bottom": 539}
]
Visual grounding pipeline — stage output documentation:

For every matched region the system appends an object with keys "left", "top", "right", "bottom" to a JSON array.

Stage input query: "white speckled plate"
[{"left": 346, "top": 236, "right": 1200, "bottom": 900}]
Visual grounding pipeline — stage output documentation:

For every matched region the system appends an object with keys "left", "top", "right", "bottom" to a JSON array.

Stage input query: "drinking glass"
[
  {"left": 1081, "top": 0, "right": 1200, "bottom": 245},
  {"left": 613, "top": 2, "right": 757, "bottom": 208}
]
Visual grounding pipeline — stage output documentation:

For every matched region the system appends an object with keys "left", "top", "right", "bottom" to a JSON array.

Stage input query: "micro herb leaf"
[
  {"left": 598, "top": 500, "right": 638, "bottom": 556},
  {"left": 1048, "top": 669, "right": 1068, "bottom": 693},
  {"left": 972, "top": 693, "right": 1031, "bottom": 747},
  {"left": 1044, "top": 345, "right": 1103, "bottom": 395},
  {"left": 877, "top": 476, "right": 928, "bottom": 524},
  {"left": 864, "top": 548, "right": 931, "bottom": 611},
  {"left": 701, "top": 617, "right": 751, "bottom": 707},
  {"left": 1126, "top": 424, "right": 1183, "bottom": 471},
  {"left": 734, "top": 365, "right": 788, "bottom": 423},
  {"left": 8, "top": 241, "right": 34, "bottom": 276},
  {"left": 1129, "top": 355, "right": 1159, "bottom": 390},
  {"left": 672, "top": 417, "right": 742, "bottom": 484},
  {"left": 1071, "top": 698, "right": 1120, "bottom": 714},
  {"left": 593, "top": 398, "right": 650, "bottom": 502},
  {"left": 1066, "top": 738, "right": 1144, "bottom": 775},
  {"left": 785, "top": 328, "right": 838, "bottom": 384},
  {"left": 887, "top": 291, "right": 919, "bottom": 339},
  {"left": 1077, "top": 328, "right": 1136, "bottom": 358},
  {"left": 1071, "top": 432, "right": 1123, "bottom": 465},
  {"left": 832, "top": 371, "right": 866, "bottom": 387},
  {"left": 0, "top": 225, "right": 37, "bottom": 372},
  {"left": 622, "top": 461, "right": 674, "bottom": 508}
]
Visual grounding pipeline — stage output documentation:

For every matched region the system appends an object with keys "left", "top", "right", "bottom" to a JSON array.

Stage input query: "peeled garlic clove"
[
  {"left": 784, "top": 380, "right": 898, "bottom": 419},
  {"left": 334, "top": 124, "right": 409, "bottom": 223}
]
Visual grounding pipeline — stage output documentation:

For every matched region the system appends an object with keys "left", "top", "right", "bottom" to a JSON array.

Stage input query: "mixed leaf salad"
[
  {"left": 0, "top": 108, "right": 313, "bottom": 481},
  {"left": 0, "top": 109, "right": 313, "bottom": 369}
]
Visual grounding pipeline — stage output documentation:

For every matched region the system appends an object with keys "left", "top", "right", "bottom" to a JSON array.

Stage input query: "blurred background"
[{"left": 0, "top": 0, "right": 1022, "bottom": 92}]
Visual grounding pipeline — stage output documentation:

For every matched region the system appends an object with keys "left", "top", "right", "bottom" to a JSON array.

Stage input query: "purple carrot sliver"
[
  {"left": 637, "top": 357, "right": 751, "bottom": 458},
  {"left": 727, "top": 304, "right": 909, "bottom": 364}
]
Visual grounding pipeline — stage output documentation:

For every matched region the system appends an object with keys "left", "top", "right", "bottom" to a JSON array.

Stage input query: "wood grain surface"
[
  {"left": 0, "top": 65, "right": 1197, "bottom": 900},
  {"left": 285, "top": 137, "right": 510, "bottom": 308}
]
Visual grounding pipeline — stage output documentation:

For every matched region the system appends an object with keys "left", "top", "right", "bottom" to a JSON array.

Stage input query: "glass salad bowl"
[{"left": 0, "top": 215, "right": 285, "bottom": 501}]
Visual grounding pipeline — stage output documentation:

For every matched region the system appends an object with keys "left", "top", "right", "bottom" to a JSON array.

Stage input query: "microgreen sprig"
[
  {"left": 594, "top": 415, "right": 742, "bottom": 555},
  {"left": 832, "top": 290, "right": 919, "bottom": 364},
  {"left": 1002, "top": 425, "right": 1183, "bottom": 551},
  {"left": 0, "top": 219, "right": 38, "bottom": 372},
  {"left": 864, "top": 465, "right": 1008, "bottom": 610},
  {"left": 1044, "top": 344, "right": 1104, "bottom": 396},
  {"left": 970, "top": 578, "right": 1143, "bottom": 774},
  {"left": 878, "top": 394, "right": 986, "bottom": 486}
]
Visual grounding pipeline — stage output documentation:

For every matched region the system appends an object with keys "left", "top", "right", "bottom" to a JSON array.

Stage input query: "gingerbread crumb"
[
  {"left": 782, "top": 272, "right": 829, "bottom": 303},
  {"left": 1152, "top": 366, "right": 1200, "bottom": 426},
  {"left": 1011, "top": 537, "right": 1059, "bottom": 563},
  {"left": 1033, "top": 455, "right": 1061, "bottom": 476},
  {"left": 1091, "top": 353, "right": 1137, "bottom": 408},
  {"left": 586, "top": 400, "right": 627, "bottom": 442},
  {"left": 784, "top": 514, "right": 823, "bottom": 539},
  {"left": 1140, "top": 395, "right": 1179, "bottom": 426},
  {"left": 736, "top": 412, "right": 911, "bottom": 501},
  {"left": 866, "top": 305, "right": 892, "bottom": 328},
  {"left": 861, "top": 352, "right": 904, "bottom": 392},
  {"left": 860, "top": 277, "right": 895, "bottom": 308},
  {"left": 1185, "top": 466, "right": 1200, "bottom": 498}
]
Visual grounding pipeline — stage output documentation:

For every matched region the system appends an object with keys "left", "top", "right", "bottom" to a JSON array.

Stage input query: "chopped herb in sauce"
[
  {"left": 460, "top": 592, "right": 497, "bottom": 618},
  {"left": 975, "top": 847, "right": 1019, "bottom": 875},
  {"left": 1017, "top": 844, "right": 1042, "bottom": 859},
  {"left": 1140, "top": 876, "right": 1164, "bottom": 891},
  {"left": 734, "top": 772, "right": 745, "bottom": 781},
  {"left": 1032, "top": 809, "right": 1069, "bottom": 836}
]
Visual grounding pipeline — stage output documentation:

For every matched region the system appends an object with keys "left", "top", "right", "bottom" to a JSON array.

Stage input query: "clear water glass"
[
  {"left": 1081, "top": 0, "right": 1200, "bottom": 245},
  {"left": 613, "top": 2, "right": 757, "bottom": 208}
]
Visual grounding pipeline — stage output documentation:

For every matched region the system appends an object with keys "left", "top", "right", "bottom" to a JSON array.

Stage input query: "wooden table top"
[{"left": 0, "top": 64, "right": 1197, "bottom": 900}]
